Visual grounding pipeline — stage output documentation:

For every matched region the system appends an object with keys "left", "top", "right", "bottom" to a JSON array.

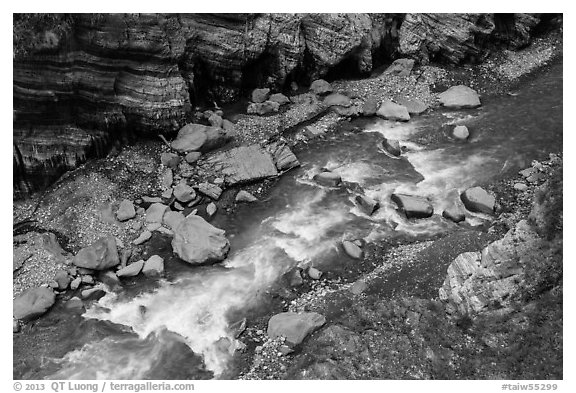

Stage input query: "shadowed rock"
[{"left": 391, "top": 194, "right": 434, "bottom": 219}]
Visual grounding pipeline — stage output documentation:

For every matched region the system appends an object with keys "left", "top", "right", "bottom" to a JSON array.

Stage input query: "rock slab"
[
  {"left": 391, "top": 194, "right": 434, "bottom": 219},
  {"left": 267, "top": 312, "right": 326, "bottom": 346}
]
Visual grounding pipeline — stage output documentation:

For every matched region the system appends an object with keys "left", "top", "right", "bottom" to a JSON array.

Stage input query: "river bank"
[{"left": 13, "top": 26, "right": 562, "bottom": 380}]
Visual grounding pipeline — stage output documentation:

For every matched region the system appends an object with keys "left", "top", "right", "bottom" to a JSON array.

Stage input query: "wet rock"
[
  {"left": 208, "top": 113, "right": 223, "bottom": 128},
  {"left": 236, "top": 190, "right": 258, "bottom": 203},
  {"left": 229, "top": 318, "right": 247, "bottom": 338},
  {"left": 267, "top": 312, "right": 326, "bottom": 346},
  {"left": 197, "top": 182, "right": 223, "bottom": 200},
  {"left": 461, "top": 186, "right": 495, "bottom": 214},
  {"left": 391, "top": 194, "right": 434, "bottom": 219},
  {"left": 133, "top": 230, "right": 152, "bottom": 245},
  {"left": 310, "top": 79, "right": 333, "bottom": 95},
  {"left": 70, "top": 276, "right": 82, "bottom": 290},
  {"left": 163, "top": 211, "right": 186, "bottom": 231},
  {"left": 395, "top": 98, "right": 428, "bottom": 115},
  {"left": 265, "top": 142, "right": 301, "bottom": 172},
  {"left": 173, "top": 202, "right": 184, "bottom": 211},
  {"left": 247, "top": 101, "right": 280, "bottom": 115},
  {"left": 116, "top": 260, "right": 144, "bottom": 278},
  {"left": 288, "top": 268, "right": 304, "bottom": 287},
  {"left": 381, "top": 138, "right": 401, "bottom": 157},
  {"left": 453, "top": 125, "right": 470, "bottom": 140},
  {"left": 64, "top": 297, "right": 85, "bottom": 312},
  {"left": 514, "top": 183, "right": 528, "bottom": 191},
  {"left": 313, "top": 171, "right": 342, "bottom": 187},
  {"left": 160, "top": 152, "right": 180, "bottom": 169},
  {"left": 342, "top": 240, "right": 363, "bottom": 259},
  {"left": 251, "top": 88, "right": 271, "bottom": 103},
  {"left": 438, "top": 85, "right": 481, "bottom": 109},
  {"left": 172, "top": 215, "right": 230, "bottom": 265},
  {"left": 145, "top": 203, "right": 168, "bottom": 224},
  {"left": 377, "top": 99, "right": 410, "bottom": 121},
  {"left": 355, "top": 194, "right": 379, "bottom": 216},
  {"left": 73, "top": 236, "right": 120, "bottom": 270},
  {"left": 349, "top": 280, "right": 368, "bottom": 295},
  {"left": 142, "top": 255, "right": 164, "bottom": 276},
  {"left": 269, "top": 93, "right": 290, "bottom": 105},
  {"left": 384, "top": 58, "right": 415, "bottom": 77},
  {"left": 54, "top": 270, "right": 70, "bottom": 290},
  {"left": 81, "top": 288, "right": 106, "bottom": 301},
  {"left": 185, "top": 152, "right": 202, "bottom": 164},
  {"left": 161, "top": 168, "right": 173, "bottom": 189},
  {"left": 98, "top": 271, "right": 121, "bottom": 289},
  {"left": 308, "top": 267, "right": 322, "bottom": 280},
  {"left": 323, "top": 93, "right": 352, "bottom": 107},
  {"left": 174, "top": 183, "right": 196, "bottom": 203},
  {"left": 206, "top": 202, "right": 218, "bottom": 218},
  {"left": 116, "top": 199, "right": 136, "bottom": 222},
  {"left": 443, "top": 205, "right": 466, "bottom": 223},
  {"left": 13, "top": 287, "right": 56, "bottom": 321}
]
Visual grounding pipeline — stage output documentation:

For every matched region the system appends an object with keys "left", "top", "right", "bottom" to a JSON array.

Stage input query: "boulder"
[
  {"left": 161, "top": 189, "right": 173, "bottom": 199},
  {"left": 391, "top": 194, "right": 434, "bottom": 219},
  {"left": 98, "top": 271, "right": 121, "bottom": 289},
  {"left": 142, "top": 196, "right": 162, "bottom": 204},
  {"left": 310, "top": 79, "right": 333, "bottom": 95},
  {"left": 395, "top": 98, "right": 428, "bottom": 115},
  {"left": 460, "top": 187, "right": 495, "bottom": 214},
  {"left": 54, "top": 270, "right": 70, "bottom": 290},
  {"left": 453, "top": 125, "right": 470, "bottom": 140},
  {"left": 163, "top": 211, "right": 186, "bottom": 231},
  {"left": 377, "top": 99, "right": 410, "bottom": 121},
  {"left": 438, "top": 85, "right": 481, "bottom": 109},
  {"left": 208, "top": 113, "right": 223, "bottom": 128},
  {"left": 355, "top": 195, "right": 379, "bottom": 215},
  {"left": 13, "top": 287, "right": 56, "bottom": 321},
  {"left": 171, "top": 123, "right": 230, "bottom": 154},
  {"left": 197, "top": 182, "right": 223, "bottom": 200},
  {"left": 362, "top": 96, "right": 379, "bottom": 116},
  {"left": 269, "top": 93, "right": 290, "bottom": 105},
  {"left": 222, "top": 119, "right": 235, "bottom": 132},
  {"left": 172, "top": 215, "right": 230, "bottom": 265},
  {"left": 173, "top": 183, "right": 196, "bottom": 203},
  {"left": 116, "top": 260, "right": 144, "bottom": 277},
  {"left": 116, "top": 199, "right": 136, "bottom": 222},
  {"left": 64, "top": 297, "right": 85, "bottom": 312},
  {"left": 267, "top": 312, "right": 326, "bottom": 346},
  {"left": 185, "top": 152, "right": 202, "bottom": 164},
  {"left": 81, "top": 287, "right": 106, "bottom": 301},
  {"left": 381, "top": 138, "right": 401, "bottom": 157},
  {"left": 73, "top": 236, "right": 120, "bottom": 270},
  {"left": 132, "top": 230, "right": 152, "bottom": 245},
  {"left": 247, "top": 101, "right": 280, "bottom": 115},
  {"left": 236, "top": 190, "right": 258, "bottom": 203},
  {"left": 142, "top": 256, "right": 164, "bottom": 276},
  {"left": 288, "top": 268, "right": 304, "bottom": 287},
  {"left": 323, "top": 93, "right": 352, "bottom": 107},
  {"left": 313, "top": 171, "right": 341, "bottom": 187},
  {"left": 331, "top": 105, "right": 361, "bottom": 117},
  {"left": 342, "top": 241, "right": 363, "bottom": 259},
  {"left": 251, "top": 88, "right": 271, "bottom": 103},
  {"left": 160, "top": 152, "right": 180, "bottom": 169},
  {"left": 145, "top": 203, "right": 168, "bottom": 224},
  {"left": 443, "top": 205, "right": 466, "bottom": 223},
  {"left": 384, "top": 58, "right": 415, "bottom": 77},
  {"left": 303, "top": 125, "right": 324, "bottom": 138}
]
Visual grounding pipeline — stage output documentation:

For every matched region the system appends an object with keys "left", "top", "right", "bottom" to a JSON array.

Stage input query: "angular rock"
[
  {"left": 171, "top": 123, "right": 231, "bottom": 154},
  {"left": 161, "top": 168, "right": 173, "bottom": 189},
  {"left": 172, "top": 215, "right": 230, "bottom": 265},
  {"left": 81, "top": 287, "right": 106, "bottom": 301},
  {"left": 461, "top": 186, "right": 495, "bottom": 214},
  {"left": 265, "top": 142, "right": 301, "bottom": 171},
  {"left": 73, "top": 236, "right": 120, "bottom": 270},
  {"left": 342, "top": 241, "right": 363, "bottom": 259},
  {"left": 132, "top": 230, "right": 152, "bottom": 245},
  {"left": 70, "top": 276, "right": 82, "bottom": 290},
  {"left": 160, "top": 152, "right": 180, "bottom": 169},
  {"left": 174, "top": 183, "right": 196, "bottom": 203},
  {"left": 13, "top": 287, "right": 56, "bottom": 321},
  {"left": 116, "top": 199, "right": 136, "bottom": 222},
  {"left": 438, "top": 85, "right": 481, "bottom": 109},
  {"left": 288, "top": 268, "right": 304, "bottom": 287},
  {"left": 323, "top": 93, "right": 352, "bottom": 107},
  {"left": 197, "top": 182, "right": 223, "bottom": 200},
  {"left": 98, "top": 271, "right": 121, "bottom": 289},
  {"left": 453, "top": 125, "right": 470, "bottom": 140},
  {"left": 443, "top": 205, "right": 466, "bottom": 223},
  {"left": 269, "top": 93, "right": 290, "bottom": 105},
  {"left": 54, "top": 270, "right": 70, "bottom": 290},
  {"left": 236, "top": 190, "right": 258, "bottom": 203},
  {"left": 163, "top": 210, "right": 186, "bottom": 231},
  {"left": 116, "top": 260, "right": 144, "bottom": 277},
  {"left": 384, "top": 58, "right": 415, "bottom": 77},
  {"left": 247, "top": 101, "right": 280, "bottom": 116},
  {"left": 267, "top": 312, "right": 326, "bottom": 346},
  {"left": 161, "top": 189, "right": 173, "bottom": 199},
  {"left": 222, "top": 119, "right": 235, "bottom": 132},
  {"left": 185, "top": 151, "right": 202, "bottom": 164},
  {"left": 310, "top": 79, "right": 333, "bottom": 95},
  {"left": 391, "top": 194, "right": 434, "bottom": 219},
  {"left": 377, "top": 99, "right": 410, "bottom": 121},
  {"left": 208, "top": 113, "right": 223, "bottom": 128},
  {"left": 313, "top": 171, "right": 341, "bottom": 187},
  {"left": 381, "top": 138, "right": 401, "bottom": 157},
  {"left": 142, "top": 255, "right": 164, "bottom": 276},
  {"left": 355, "top": 195, "right": 379, "bottom": 215},
  {"left": 395, "top": 98, "right": 428, "bottom": 115},
  {"left": 251, "top": 88, "right": 271, "bottom": 103},
  {"left": 145, "top": 203, "right": 168, "bottom": 224},
  {"left": 362, "top": 96, "right": 379, "bottom": 116}
]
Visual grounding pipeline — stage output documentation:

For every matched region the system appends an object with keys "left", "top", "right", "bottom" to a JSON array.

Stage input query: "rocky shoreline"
[{"left": 13, "top": 25, "right": 562, "bottom": 379}]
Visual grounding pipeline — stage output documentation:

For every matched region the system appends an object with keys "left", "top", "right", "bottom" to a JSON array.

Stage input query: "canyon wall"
[{"left": 13, "top": 13, "right": 548, "bottom": 198}]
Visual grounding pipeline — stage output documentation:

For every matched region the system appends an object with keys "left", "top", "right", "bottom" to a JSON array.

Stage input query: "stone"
[
  {"left": 64, "top": 297, "right": 84, "bottom": 312},
  {"left": 377, "top": 99, "right": 410, "bottom": 121},
  {"left": 308, "top": 267, "right": 322, "bottom": 280},
  {"left": 142, "top": 255, "right": 164, "bottom": 276},
  {"left": 161, "top": 189, "right": 173, "bottom": 199},
  {"left": 331, "top": 105, "right": 361, "bottom": 117},
  {"left": 349, "top": 280, "right": 368, "bottom": 295},
  {"left": 160, "top": 152, "right": 180, "bottom": 168},
  {"left": 163, "top": 211, "right": 186, "bottom": 231},
  {"left": 247, "top": 101, "right": 280, "bottom": 115},
  {"left": 355, "top": 195, "right": 379, "bottom": 215},
  {"left": 391, "top": 194, "right": 434, "bottom": 219},
  {"left": 269, "top": 93, "right": 290, "bottom": 106},
  {"left": 265, "top": 142, "right": 301, "bottom": 172},
  {"left": 438, "top": 85, "right": 481, "bottom": 109},
  {"left": 206, "top": 202, "right": 218, "bottom": 218},
  {"left": 172, "top": 215, "right": 230, "bottom": 265},
  {"left": 98, "top": 271, "right": 121, "bottom": 289},
  {"left": 362, "top": 96, "right": 379, "bottom": 116},
  {"left": 145, "top": 203, "right": 168, "bottom": 224},
  {"left": 384, "top": 58, "right": 415, "bottom": 77},
  {"left": 443, "top": 205, "right": 466, "bottom": 223},
  {"left": 519, "top": 168, "right": 534, "bottom": 178},
  {"left": 313, "top": 171, "right": 342, "bottom": 187},
  {"left": 120, "top": 249, "right": 131, "bottom": 267},
  {"left": 514, "top": 183, "right": 528, "bottom": 191},
  {"left": 81, "top": 288, "right": 106, "bottom": 301},
  {"left": 222, "top": 119, "right": 235, "bottom": 132},
  {"left": 461, "top": 186, "right": 495, "bottom": 214},
  {"left": 197, "top": 182, "right": 223, "bottom": 200},
  {"left": 288, "top": 268, "right": 304, "bottom": 287},
  {"left": 161, "top": 168, "right": 173, "bottom": 189},
  {"left": 236, "top": 190, "right": 258, "bottom": 203},
  {"left": 303, "top": 125, "right": 324, "bottom": 138},
  {"left": 54, "top": 270, "right": 70, "bottom": 290},
  {"left": 395, "top": 98, "right": 428, "bottom": 115},
  {"left": 185, "top": 152, "right": 202, "bottom": 164},
  {"left": 208, "top": 113, "right": 223, "bottom": 128},
  {"left": 77, "top": 267, "right": 95, "bottom": 275},
  {"left": 81, "top": 275, "right": 95, "bottom": 284},
  {"left": 156, "top": 227, "right": 174, "bottom": 236},
  {"left": 178, "top": 161, "right": 195, "bottom": 178},
  {"left": 342, "top": 241, "right": 363, "bottom": 259},
  {"left": 323, "top": 93, "right": 351, "bottom": 107},
  {"left": 13, "top": 287, "right": 56, "bottom": 321},
  {"left": 70, "top": 276, "right": 82, "bottom": 290},
  {"left": 310, "top": 79, "right": 333, "bottom": 95},
  {"left": 381, "top": 138, "right": 401, "bottom": 157},
  {"left": 453, "top": 125, "right": 470, "bottom": 140},
  {"left": 142, "top": 196, "right": 163, "bottom": 204},
  {"left": 73, "top": 236, "right": 120, "bottom": 270},
  {"left": 132, "top": 230, "right": 152, "bottom": 245},
  {"left": 251, "top": 88, "right": 271, "bottom": 103},
  {"left": 267, "top": 312, "right": 326, "bottom": 346},
  {"left": 173, "top": 202, "right": 184, "bottom": 211},
  {"left": 13, "top": 319, "right": 21, "bottom": 333},
  {"left": 116, "top": 199, "right": 136, "bottom": 222},
  {"left": 174, "top": 183, "right": 196, "bottom": 203},
  {"left": 171, "top": 123, "right": 230, "bottom": 154},
  {"left": 117, "top": 260, "right": 144, "bottom": 277}
]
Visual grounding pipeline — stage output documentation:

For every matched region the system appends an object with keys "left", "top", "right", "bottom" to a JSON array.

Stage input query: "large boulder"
[
  {"left": 173, "top": 183, "right": 196, "bottom": 203},
  {"left": 172, "top": 215, "right": 230, "bottom": 265},
  {"left": 247, "top": 101, "right": 280, "bottom": 115},
  {"left": 251, "top": 88, "right": 271, "bottom": 103},
  {"left": 197, "top": 182, "right": 223, "bottom": 200},
  {"left": 313, "top": 171, "right": 342, "bottom": 187},
  {"left": 13, "top": 287, "right": 56, "bottom": 321},
  {"left": 267, "top": 312, "right": 326, "bottom": 346},
  {"left": 265, "top": 142, "right": 301, "bottom": 172},
  {"left": 73, "top": 236, "right": 120, "bottom": 270},
  {"left": 323, "top": 93, "right": 352, "bottom": 107},
  {"left": 438, "top": 85, "right": 481, "bottom": 109},
  {"left": 116, "top": 260, "right": 144, "bottom": 278},
  {"left": 376, "top": 99, "right": 410, "bottom": 121},
  {"left": 460, "top": 186, "right": 495, "bottom": 214},
  {"left": 171, "top": 124, "right": 231, "bottom": 153},
  {"left": 391, "top": 194, "right": 434, "bottom": 219},
  {"left": 310, "top": 79, "right": 333, "bottom": 95},
  {"left": 443, "top": 205, "right": 466, "bottom": 223},
  {"left": 355, "top": 195, "right": 379, "bottom": 215},
  {"left": 116, "top": 199, "right": 136, "bottom": 222}
]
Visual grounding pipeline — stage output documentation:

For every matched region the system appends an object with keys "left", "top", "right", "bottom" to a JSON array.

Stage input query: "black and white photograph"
[{"left": 10, "top": 6, "right": 566, "bottom": 388}]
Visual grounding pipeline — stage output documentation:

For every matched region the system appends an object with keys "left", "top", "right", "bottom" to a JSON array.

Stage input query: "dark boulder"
[{"left": 391, "top": 194, "right": 434, "bottom": 219}]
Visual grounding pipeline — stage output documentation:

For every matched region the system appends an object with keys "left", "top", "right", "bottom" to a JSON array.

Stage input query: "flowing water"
[{"left": 18, "top": 61, "right": 562, "bottom": 380}]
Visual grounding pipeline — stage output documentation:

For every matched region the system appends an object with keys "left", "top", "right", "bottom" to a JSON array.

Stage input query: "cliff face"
[{"left": 13, "top": 13, "right": 547, "bottom": 198}]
